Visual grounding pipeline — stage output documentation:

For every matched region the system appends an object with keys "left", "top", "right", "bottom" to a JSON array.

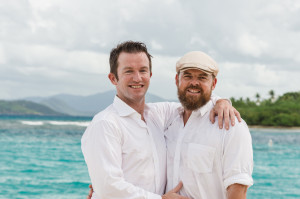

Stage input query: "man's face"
[
  {"left": 108, "top": 52, "right": 152, "bottom": 105},
  {"left": 176, "top": 69, "right": 217, "bottom": 111}
]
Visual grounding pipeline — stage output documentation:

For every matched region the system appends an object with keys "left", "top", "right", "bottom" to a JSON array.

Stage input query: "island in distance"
[
  {"left": 1, "top": 90, "right": 299, "bottom": 127},
  {"left": 0, "top": 90, "right": 171, "bottom": 117}
]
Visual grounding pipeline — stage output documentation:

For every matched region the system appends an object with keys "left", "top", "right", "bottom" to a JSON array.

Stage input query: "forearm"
[{"left": 227, "top": 183, "right": 248, "bottom": 199}]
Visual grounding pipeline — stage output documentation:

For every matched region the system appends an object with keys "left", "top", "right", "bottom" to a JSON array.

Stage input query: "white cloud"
[
  {"left": 0, "top": 0, "right": 299, "bottom": 100},
  {"left": 0, "top": 45, "right": 6, "bottom": 64},
  {"left": 237, "top": 34, "right": 268, "bottom": 57},
  {"left": 151, "top": 41, "right": 163, "bottom": 51}
]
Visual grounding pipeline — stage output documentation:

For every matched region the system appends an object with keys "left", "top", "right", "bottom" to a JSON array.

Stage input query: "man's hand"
[
  {"left": 86, "top": 184, "right": 93, "bottom": 199},
  {"left": 162, "top": 182, "right": 190, "bottom": 199},
  {"left": 210, "top": 99, "right": 241, "bottom": 130},
  {"left": 227, "top": 183, "right": 248, "bottom": 199}
]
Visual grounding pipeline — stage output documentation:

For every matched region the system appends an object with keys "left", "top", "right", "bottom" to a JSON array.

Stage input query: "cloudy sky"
[{"left": 1, "top": 0, "right": 299, "bottom": 101}]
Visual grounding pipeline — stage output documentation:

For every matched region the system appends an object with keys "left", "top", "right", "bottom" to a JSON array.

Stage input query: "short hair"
[{"left": 109, "top": 41, "right": 152, "bottom": 80}]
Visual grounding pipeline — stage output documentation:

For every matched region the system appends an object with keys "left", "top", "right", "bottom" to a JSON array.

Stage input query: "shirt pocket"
[{"left": 187, "top": 143, "right": 216, "bottom": 173}]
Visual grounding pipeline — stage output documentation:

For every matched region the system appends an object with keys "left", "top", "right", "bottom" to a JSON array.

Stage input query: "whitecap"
[
  {"left": 21, "top": 121, "right": 44, "bottom": 126},
  {"left": 48, "top": 121, "right": 90, "bottom": 127}
]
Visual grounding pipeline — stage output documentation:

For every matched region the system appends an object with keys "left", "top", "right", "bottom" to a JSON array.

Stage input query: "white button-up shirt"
[
  {"left": 81, "top": 96, "right": 180, "bottom": 199},
  {"left": 165, "top": 100, "right": 253, "bottom": 199}
]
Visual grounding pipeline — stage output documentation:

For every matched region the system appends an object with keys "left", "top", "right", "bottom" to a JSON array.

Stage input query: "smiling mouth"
[
  {"left": 187, "top": 88, "right": 200, "bottom": 93},
  {"left": 129, "top": 85, "right": 143, "bottom": 89}
]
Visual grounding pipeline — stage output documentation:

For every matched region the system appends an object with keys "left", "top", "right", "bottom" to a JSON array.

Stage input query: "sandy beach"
[{"left": 249, "top": 125, "right": 300, "bottom": 132}]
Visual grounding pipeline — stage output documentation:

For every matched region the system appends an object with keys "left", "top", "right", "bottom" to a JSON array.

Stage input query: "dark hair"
[{"left": 109, "top": 41, "right": 152, "bottom": 80}]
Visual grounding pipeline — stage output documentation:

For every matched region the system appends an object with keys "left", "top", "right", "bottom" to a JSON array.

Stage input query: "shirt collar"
[
  {"left": 177, "top": 100, "right": 213, "bottom": 117},
  {"left": 113, "top": 95, "right": 138, "bottom": 117}
]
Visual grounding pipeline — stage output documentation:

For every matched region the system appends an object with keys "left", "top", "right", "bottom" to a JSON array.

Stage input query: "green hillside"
[
  {"left": 0, "top": 100, "right": 66, "bottom": 116},
  {"left": 232, "top": 91, "right": 300, "bottom": 127}
]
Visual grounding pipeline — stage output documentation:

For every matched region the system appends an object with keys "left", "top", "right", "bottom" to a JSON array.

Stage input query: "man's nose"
[
  {"left": 190, "top": 78, "right": 200, "bottom": 86},
  {"left": 132, "top": 72, "right": 142, "bottom": 82}
]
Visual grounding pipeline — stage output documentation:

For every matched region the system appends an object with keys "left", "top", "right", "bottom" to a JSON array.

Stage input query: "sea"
[{"left": 0, "top": 116, "right": 299, "bottom": 199}]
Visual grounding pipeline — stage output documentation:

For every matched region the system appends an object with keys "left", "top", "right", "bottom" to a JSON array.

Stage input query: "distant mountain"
[
  {"left": 0, "top": 100, "right": 65, "bottom": 116},
  {"left": 24, "top": 90, "right": 173, "bottom": 116}
]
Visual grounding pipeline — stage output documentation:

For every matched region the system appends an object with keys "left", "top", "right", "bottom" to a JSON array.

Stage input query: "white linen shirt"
[
  {"left": 165, "top": 100, "right": 253, "bottom": 199},
  {"left": 81, "top": 96, "right": 179, "bottom": 199}
]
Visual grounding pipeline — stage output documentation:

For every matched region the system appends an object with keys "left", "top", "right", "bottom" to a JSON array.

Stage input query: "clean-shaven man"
[
  {"left": 165, "top": 51, "right": 253, "bottom": 199},
  {"left": 82, "top": 41, "right": 240, "bottom": 199}
]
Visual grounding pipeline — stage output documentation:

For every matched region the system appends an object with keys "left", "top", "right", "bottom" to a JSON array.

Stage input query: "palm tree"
[
  {"left": 269, "top": 90, "right": 275, "bottom": 102},
  {"left": 255, "top": 93, "right": 260, "bottom": 105}
]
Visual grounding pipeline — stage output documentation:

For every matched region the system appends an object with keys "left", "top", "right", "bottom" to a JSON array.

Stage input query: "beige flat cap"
[{"left": 176, "top": 51, "right": 219, "bottom": 77}]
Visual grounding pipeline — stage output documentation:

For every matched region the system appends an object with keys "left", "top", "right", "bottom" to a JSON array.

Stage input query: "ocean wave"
[
  {"left": 21, "top": 120, "right": 90, "bottom": 127},
  {"left": 48, "top": 121, "right": 90, "bottom": 127},
  {"left": 21, "top": 121, "right": 44, "bottom": 126}
]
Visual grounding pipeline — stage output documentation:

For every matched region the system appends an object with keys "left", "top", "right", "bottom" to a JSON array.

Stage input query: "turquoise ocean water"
[{"left": 0, "top": 116, "right": 300, "bottom": 199}]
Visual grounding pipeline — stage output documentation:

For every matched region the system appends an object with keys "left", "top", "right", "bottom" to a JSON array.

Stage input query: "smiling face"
[
  {"left": 108, "top": 52, "right": 152, "bottom": 107},
  {"left": 176, "top": 69, "right": 217, "bottom": 111}
]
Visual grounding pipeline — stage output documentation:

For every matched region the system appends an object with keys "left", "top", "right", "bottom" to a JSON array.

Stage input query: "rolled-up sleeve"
[
  {"left": 222, "top": 120, "right": 254, "bottom": 189},
  {"left": 81, "top": 120, "right": 162, "bottom": 199}
]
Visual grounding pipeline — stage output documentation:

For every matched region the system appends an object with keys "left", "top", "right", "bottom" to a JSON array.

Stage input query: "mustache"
[{"left": 185, "top": 85, "right": 203, "bottom": 92}]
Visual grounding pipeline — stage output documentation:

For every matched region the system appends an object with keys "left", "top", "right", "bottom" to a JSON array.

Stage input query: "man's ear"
[
  {"left": 212, "top": 77, "right": 217, "bottom": 90},
  {"left": 175, "top": 74, "right": 179, "bottom": 87},
  {"left": 108, "top": 73, "right": 118, "bottom": 85},
  {"left": 150, "top": 72, "right": 152, "bottom": 78}
]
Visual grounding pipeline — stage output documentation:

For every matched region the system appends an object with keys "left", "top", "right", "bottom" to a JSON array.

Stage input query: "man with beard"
[{"left": 165, "top": 51, "right": 253, "bottom": 199}]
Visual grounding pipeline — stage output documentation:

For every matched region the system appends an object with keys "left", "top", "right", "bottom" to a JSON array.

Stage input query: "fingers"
[
  {"left": 171, "top": 181, "right": 183, "bottom": 193},
  {"left": 87, "top": 184, "right": 93, "bottom": 199},
  {"left": 88, "top": 188, "right": 93, "bottom": 196},
  {"left": 209, "top": 108, "right": 216, "bottom": 124},
  {"left": 218, "top": 108, "right": 224, "bottom": 129},
  {"left": 229, "top": 108, "right": 235, "bottom": 126},
  {"left": 234, "top": 108, "right": 242, "bottom": 122},
  {"left": 223, "top": 107, "right": 230, "bottom": 130}
]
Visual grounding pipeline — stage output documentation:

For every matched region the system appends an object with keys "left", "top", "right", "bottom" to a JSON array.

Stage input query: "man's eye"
[
  {"left": 125, "top": 70, "right": 133, "bottom": 73},
  {"left": 199, "top": 76, "right": 207, "bottom": 80}
]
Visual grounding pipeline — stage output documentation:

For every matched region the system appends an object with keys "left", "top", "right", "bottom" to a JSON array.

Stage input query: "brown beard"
[{"left": 177, "top": 85, "right": 211, "bottom": 111}]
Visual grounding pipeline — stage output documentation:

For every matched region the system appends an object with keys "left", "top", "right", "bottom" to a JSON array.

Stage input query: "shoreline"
[
  {"left": 249, "top": 125, "right": 300, "bottom": 132},
  {"left": 249, "top": 125, "right": 300, "bottom": 129}
]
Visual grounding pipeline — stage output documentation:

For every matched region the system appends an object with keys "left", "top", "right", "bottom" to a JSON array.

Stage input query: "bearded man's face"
[{"left": 176, "top": 69, "right": 217, "bottom": 111}]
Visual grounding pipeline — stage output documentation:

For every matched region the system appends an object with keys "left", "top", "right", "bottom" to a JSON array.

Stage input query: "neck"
[
  {"left": 183, "top": 109, "right": 193, "bottom": 126},
  {"left": 132, "top": 102, "right": 145, "bottom": 121},
  {"left": 118, "top": 96, "right": 146, "bottom": 121}
]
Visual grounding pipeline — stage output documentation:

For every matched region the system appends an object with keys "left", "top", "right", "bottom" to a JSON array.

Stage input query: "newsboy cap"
[{"left": 176, "top": 51, "right": 219, "bottom": 77}]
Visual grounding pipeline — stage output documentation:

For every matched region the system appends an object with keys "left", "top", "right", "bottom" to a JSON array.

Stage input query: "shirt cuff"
[
  {"left": 224, "top": 173, "right": 253, "bottom": 189},
  {"left": 211, "top": 93, "right": 232, "bottom": 106}
]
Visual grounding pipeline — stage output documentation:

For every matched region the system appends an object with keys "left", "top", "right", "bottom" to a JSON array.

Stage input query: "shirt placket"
[
  {"left": 136, "top": 115, "right": 160, "bottom": 193},
  {"left": 146, "top": 126, "right": 160, "bottom": 193},
  {"left": 172, "top": 120, "right": 185, "bottom": 188}
]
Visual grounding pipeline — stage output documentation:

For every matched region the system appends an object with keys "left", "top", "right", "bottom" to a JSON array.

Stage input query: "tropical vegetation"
[{"left": 231, "top": 91, "right": 300, "bottom": 127}]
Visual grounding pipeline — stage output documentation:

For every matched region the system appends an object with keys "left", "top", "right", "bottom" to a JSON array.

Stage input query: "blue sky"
[{"left": 0, "top": 0, "right": 299, "bottom": 100}]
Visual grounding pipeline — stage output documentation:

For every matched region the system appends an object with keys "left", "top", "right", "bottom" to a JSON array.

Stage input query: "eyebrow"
[
  {"left": 122, "top": 66, "right": 149, "bottom": 71},
  {"left": 182, "top": 71, "right": 208, "bottom": 76},
  {"left": 183, "top": 71, "right": 192, "bottom": 75}
]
